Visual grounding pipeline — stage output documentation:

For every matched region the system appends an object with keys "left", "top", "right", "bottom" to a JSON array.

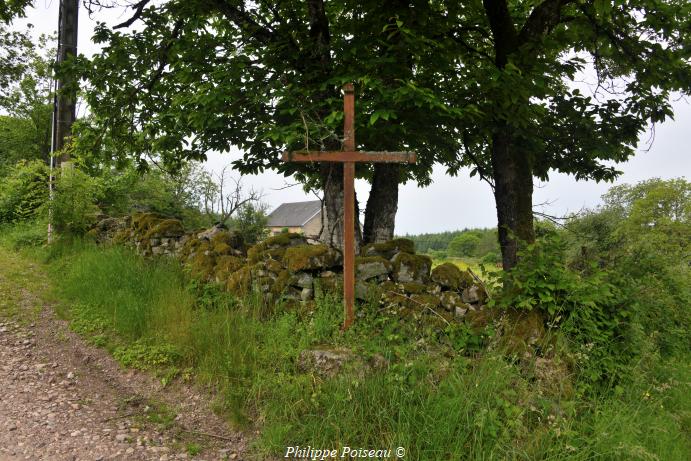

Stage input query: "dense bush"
[
  {"left": 0, "top": 159, "right": 48, "bottom": 223},
  {"left": 51, "top": 167, "right": 103, "bottom": 235}
]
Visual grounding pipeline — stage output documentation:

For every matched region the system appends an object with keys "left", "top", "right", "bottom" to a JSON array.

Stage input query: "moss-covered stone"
[
  {"left": 430, "top": 262, "right": 466, "bottom": 290},
  {"left": 226, "top": 265, "right": 253, "bottom": 295},
  {"left": 410, "top": 294, "right": 441, "bottom": 309},
  {"left": 465, "top": 307, "right": 492, "bottom": 332},
  {"left": 210, "top": 231, "right": 244, "bottom": 255},
  {"left": 213, "top": 255, "right": 245, "bottom": 282},
  {"left": 189, "top": 251, "right": 216, "bottom": 280},
  {"left": 144, "top": 219, "right": 185, "bottom": 240},
  {"left": 315, "top": 273, "right": 343, "bottom": 295},
  {"left": 439, "top": 291, "right": 470, "bottom": 313},
  {"left": 355, "top": 256, "right": 391, "bottom": 281},
  {"left": 391, "top": 252, "right": 432, "bottom": 284},
  {"left": 248, "top": 233, "right": 306, "bottom": 263},
  {"left": 361, "top": 238, "right": 415, "bottom": 259},
  {"left": 400, "top": 282, "right": 426, "bottom": 294},
  {"left": 131, "top": 212, "right": 167, "bottom": 232},
  {"left": 265, "top": 259, "right": 284, "bottom": 274},
  {"left": 461, "top": 285, "right": 488, "bottom": 304},
  {"left": 283, "top": 244, "right": 341, "bottom": 272}
]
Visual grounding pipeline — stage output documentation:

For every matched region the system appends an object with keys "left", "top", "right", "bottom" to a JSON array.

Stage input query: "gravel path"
[{"left": 0, "top": 251, "right": 248, "bottom": 461}]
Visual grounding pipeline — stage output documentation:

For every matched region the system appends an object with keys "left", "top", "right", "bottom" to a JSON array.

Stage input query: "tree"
[
  {"left": 0, "top": 32, "right": 55, "bottom": 168},
  {"left": 447, "top": 232, "right": 481, "bottom": 257},
  {"left": 227, "top": 202, "right": 269, "bottom": 245},
  {"left": 74, "top": 0, "right": 467, "bottom": 248},
  {"left": 439, "top": 0, "right": 691, "bottom": 269},
  {"left": 0, "top": 0, "right": 32, "bottom": 23}
]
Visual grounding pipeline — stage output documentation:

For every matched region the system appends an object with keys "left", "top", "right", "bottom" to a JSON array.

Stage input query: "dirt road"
[{"left": 0, "top": 249, "right": 247, "bottom": 461}]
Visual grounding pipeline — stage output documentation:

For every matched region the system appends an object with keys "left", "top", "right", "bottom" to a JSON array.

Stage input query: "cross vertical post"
[
  {"left": 342, "top": 83, "right": 356, "bottom": 330},
  {"left": 282, "top": 83, "right": 416, "bottom": 330}
]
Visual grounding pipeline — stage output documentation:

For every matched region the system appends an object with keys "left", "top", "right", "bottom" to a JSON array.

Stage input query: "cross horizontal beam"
[{"left": 282, "top": 151, "right": 417, "bottom": 164}]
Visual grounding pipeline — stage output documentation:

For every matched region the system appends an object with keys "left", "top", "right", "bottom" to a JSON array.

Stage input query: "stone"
[
  {"left": 295, "top": 272, "right": 314, "bottom": 289},
  {"left": 283, "top": 244, "right": 342, "bottom": 272},
  {"left": 247, "top": 233, "right": 306, "bottom": 263},
  {"left": 461, "top": 285, "right": 488, "bottom": 304},
  {"left": 430, "top": 263, "right": 474, "bottom": 291},
  {"left": 298, "top": 348, "right": 353, "bottom": 378},
  {"left": 297, "top": 348, "right": 387, "bottom": 378},
  {"left": 391, "top": 252, "right": 432, "bottom": 284},
  {"left": 300, "top": 288, "right": 314, "bottom": 302},
  {"left": 409, "top": 294, "right": 441, "bottom": 309},
  {"left": 355, "top": 256, "right": 391, "bottom": 281},
  {"left": 361, "top": 238, "right": 415, "bottom": 259},
  {"left": 454, "top": 305, "right": 468, "bottom": 318},
  {"left": 439, "top": 291, "right": 468, "bottom": 312}
]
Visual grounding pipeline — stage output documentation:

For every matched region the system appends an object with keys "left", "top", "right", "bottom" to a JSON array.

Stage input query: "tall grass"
[{"left": 31, "top": 240, "right": 691, "bottom": 460}]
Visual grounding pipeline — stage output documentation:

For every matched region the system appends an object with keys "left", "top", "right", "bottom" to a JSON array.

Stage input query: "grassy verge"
[{"left": 1, "top": 228, "right": 688, "bottom": 460}]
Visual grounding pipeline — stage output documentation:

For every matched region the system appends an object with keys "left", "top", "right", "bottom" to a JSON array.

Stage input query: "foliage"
[
  {"left": 491, "top": 233, "right": 634, "bottom": 388},
  {"left": 447, "top": 232, "right": 481, "bottom": 257},
  {"left": 226, "top": 202, "right": 269, "bottom": 245},
  {"left": 566, "top": 178, "right": 690, "bottom": 357},
  {"left": 0, "top": 30, "right": 54, "bottom": 168},
  {"left": 0, "top": 159, "right": 48, "bottom": 223},
  {"left": 50, "top": 168, "right": 103, "bottom": 235},
  {"left": 0, "top": 0, "right": 32, "bottom": 23},
  {"left": 71, "top": 1, "right": 473, "bottom": 189}
]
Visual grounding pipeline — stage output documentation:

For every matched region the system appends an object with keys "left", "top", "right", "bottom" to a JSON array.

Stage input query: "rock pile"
[{"left": 92, "top": 213, "right": 491, "bottom": 327}]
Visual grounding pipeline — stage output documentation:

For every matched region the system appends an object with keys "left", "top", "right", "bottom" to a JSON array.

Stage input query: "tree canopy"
[{"left": 72, "top": 0, "right": 691, "bottom": 264}]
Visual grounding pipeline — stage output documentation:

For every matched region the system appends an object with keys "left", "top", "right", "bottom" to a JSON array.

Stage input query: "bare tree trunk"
[
  {"left": 491, "top": 127, "right": 535, "bottom": 270},
  {"left": 319, "top": 162, "right": 362, "bottom": 251},
  {"left": 363, "top": 163, "right": 399, "bottom": 243}
]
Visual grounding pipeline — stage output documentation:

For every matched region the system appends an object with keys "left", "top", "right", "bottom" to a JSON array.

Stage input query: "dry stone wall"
[{"left": 90, "top": 213, "right": 491, "bottom": 328}]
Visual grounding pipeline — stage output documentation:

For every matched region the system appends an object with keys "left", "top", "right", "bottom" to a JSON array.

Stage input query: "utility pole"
[
  {"left": 53, "top": 0, "right": 79, "bottom": 163},
  {"left": 48, "top": 0, "right": 79, "bottom": 242}
]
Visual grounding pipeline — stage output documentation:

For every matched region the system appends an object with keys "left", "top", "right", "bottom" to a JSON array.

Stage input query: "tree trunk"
[
  {"left": 363, "top": 163, "right": 399, "bottom": 244},
  {"left": 491, "top": 127, "right": 535, "bottom": 270},
  {"left": 319, "top": 162, "right": 362, "bottom": 251}
]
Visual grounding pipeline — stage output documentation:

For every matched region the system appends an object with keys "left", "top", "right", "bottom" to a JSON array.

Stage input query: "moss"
[
  {"left": 113, "top": 228, "right": 132, "bottom": 244},
  {"left": 391, "top": 253, "right": 432, "bottom": 283},
  {"left": 410, "top": 294, "right": 441, "bottom": 309},
  {"left": 189, "top": 251, "right": 216, "bottom": 280},
  {"left": 248, "top": 232, "right": 305, "bottom": 261},
  {"left": 283, "top": 244, "right": 340, "bottom": 272},
  {"left": 248, "top": 246, "right": 287, "bottom": 263},
  {"left": 430, "top": 262, "right": 464, "bottom": 290},
  {"left": 144, "top": 219, "right": 184, "bottom": 240},
  {"left": 265, "top": 259, "right": 284, "bottom": 273},
  {"left": 213, "top": 255, "right": 245, "bottom": 282},
  {"left": 210, "top": 231, "right": 244, "bottom": 255},
  {"left": 226, "top": 265, "right": 253, "bottom": 295},
  {"left": 131, "top": 212, "right": 167, "bottom": 232},
  {"left": 271, "top": 270, "right": 293, "bottom": 297},
  {"left": 264, "top": 232, "right": 303, "bottom": 247},
  {"left": 361, "top": 238, "right": 415, "bottom": 258},
  {"left": 401, "top": 282, "right": 426, "bottom": 294},
  {"left": 315, "top": 274, "right": 343, "bottom": 295},
  {"left": 355, "top": 256, "right": 392, "bottom": 280}
]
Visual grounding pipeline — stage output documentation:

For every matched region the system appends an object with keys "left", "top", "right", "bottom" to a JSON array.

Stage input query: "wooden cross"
[{"left": 282, "top": 83, "right": 416, "bottom": 330}]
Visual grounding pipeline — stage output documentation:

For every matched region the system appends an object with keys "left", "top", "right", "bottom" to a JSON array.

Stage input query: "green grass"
[{"left": 1, "top": 228, "right": 688, "bottom": 460}]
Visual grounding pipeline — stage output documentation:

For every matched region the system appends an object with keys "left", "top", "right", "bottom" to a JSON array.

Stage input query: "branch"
[
  {"left": 517, "top": 0, "right": 575, "bottom": 45},
  {"left": 113, "top": 0, "right": 153, "bottom": 30}
]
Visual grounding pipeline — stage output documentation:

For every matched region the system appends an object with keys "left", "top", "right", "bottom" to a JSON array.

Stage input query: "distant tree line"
[{"left": 403, "top": 228, "right": 500, "bottom": 262}]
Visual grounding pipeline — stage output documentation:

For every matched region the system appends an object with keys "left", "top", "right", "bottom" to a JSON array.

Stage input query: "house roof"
[{"left": 266, "top": 200, "right": 322, "bottom": 227}]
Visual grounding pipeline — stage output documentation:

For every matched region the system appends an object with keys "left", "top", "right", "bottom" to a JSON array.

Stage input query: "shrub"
[
  {"left": 0, "top": 160, "right": 48, "bottom": 223},
  {"left": 490, "top": 234, "right": 635, "bottom": 389},
  {"left": 51, "top": 167, "right": 103, "bottom": 235}
]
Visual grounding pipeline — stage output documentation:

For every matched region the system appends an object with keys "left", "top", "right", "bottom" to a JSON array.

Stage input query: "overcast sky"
[{"left": 12, "top": 2, "right": 690, "bottom": 234}]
